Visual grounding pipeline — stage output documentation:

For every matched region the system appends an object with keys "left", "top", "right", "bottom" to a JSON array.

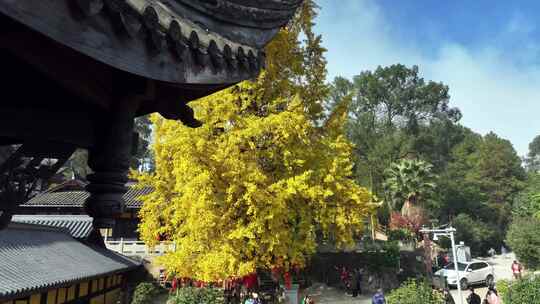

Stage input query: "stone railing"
[{"left": 104, "top": 238, "right": 176, "bottom": 257}]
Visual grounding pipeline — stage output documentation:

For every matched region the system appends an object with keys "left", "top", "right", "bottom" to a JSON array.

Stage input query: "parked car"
[{"left": 434, "top": 260, "right": 495, "bottom": 290}]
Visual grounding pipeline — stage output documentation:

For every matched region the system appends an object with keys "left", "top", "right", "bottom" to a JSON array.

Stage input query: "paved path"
[{"left": 304, "top": 284, "right": 372, "bottom": 304}]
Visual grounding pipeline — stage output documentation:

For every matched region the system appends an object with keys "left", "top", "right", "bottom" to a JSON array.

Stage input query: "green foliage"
[
  {"left": 386, "top": 279, "right": 445, "bottom": 304},
  {"left": 363, "top": 241, "right": 400, "bottom": 272},
  {"left": 502, "top": 275, "right": 540, "bottom": 304},
  {"left": 133, "top": 115, "right": 155, "bottom": 172},
  {"left": 496, "top": 279, "right": 511, "bottom": 301},
  {"left": 131, "top": 282, "right": 164, "bottom": 304},
  {"left": 336, "top": 64, "right": 459, "bottom": 195},
  {"left": 383, "top": 158, "right": 436, "bottom": 212},
  {"left": 445, "top": 214, "right": 501, "bottom": 257},
  {"left": 506, "top": 217, "right": 540, "bottom": 269},
  {"left": 512, "top": 173, "right": 540, "bottom": 218},
  {"left": 387, "top": 228, "right": 415, "bottom": 242},
  {"left": 169, "top": 287, "right": 223, "bottom": 304},
  {"left": 525, "top": 135, "right": 540, "bottom": 172}
]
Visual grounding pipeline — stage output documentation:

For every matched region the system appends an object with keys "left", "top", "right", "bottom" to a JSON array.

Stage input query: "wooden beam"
[{"left": 0, "top": 107, "right": 95, "bottom": 148}]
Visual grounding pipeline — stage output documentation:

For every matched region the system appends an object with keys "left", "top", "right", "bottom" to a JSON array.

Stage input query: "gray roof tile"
[
  {"left": 0, "top": 223, "right": 139, "bottom": 300},
  {"left": 11, "top": 215, "right": 94, "bottom": 239},
  {"left": 22, "top": 187, "right": 152, "bottom": 209}
]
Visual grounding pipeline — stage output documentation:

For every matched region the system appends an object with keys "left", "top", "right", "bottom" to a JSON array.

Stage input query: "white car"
[{"left": 434, "top": 261, "right": 495, "bottom": 290}]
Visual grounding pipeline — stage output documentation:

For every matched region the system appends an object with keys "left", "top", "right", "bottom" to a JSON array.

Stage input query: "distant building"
[{"left": 0, "top": 222, "right": 139, "bottom": 304}]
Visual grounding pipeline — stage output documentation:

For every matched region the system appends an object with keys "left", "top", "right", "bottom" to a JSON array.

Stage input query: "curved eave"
[{"left": 0, "top": 0, "right": 266, "bottom": 85}]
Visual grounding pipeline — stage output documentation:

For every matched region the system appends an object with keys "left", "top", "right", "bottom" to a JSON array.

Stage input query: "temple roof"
[
  {"left": 0, "top": 222, "right": 139, "bottom": 300},
  {"left": 11, "top": 214, "right": 94, "bottom": 239},
  {"left": 0, "top": 0, "right": 302, "bottom": 85},
  {"left": 21, "top": 186, "right": 152, "bottom": 209}
]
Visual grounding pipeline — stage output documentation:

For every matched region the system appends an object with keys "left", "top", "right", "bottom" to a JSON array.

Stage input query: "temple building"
[
  {"left": 0, "top": 222, "right": 139, "bottom": 304},
  {"left": 0, "top": 1, "right": 302, "bottom": 302},
  {"left": 17, "top": 181, "right": 149, "bottom": 240}
]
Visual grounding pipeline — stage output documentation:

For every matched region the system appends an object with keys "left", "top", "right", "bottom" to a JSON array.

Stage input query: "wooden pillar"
[{"left": 84, "top": 95, "right": 140, "bottom": 230}]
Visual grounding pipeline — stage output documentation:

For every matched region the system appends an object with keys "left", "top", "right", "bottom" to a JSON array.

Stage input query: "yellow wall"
[
  {"left": 105, "top": 289, "right": 120, "bottom": 304},
  {"left": 57, "top": 288, "right": 66, "bottom": 304},
  {"left": 79, "top": 282, "right": 89, "bottom": 297},
  {"left": 29, "top": 294, "right": 41, "bottom": 304},
  {"left": 3, "top": 272, "right": 126, "bottom": 304},
  {"left": 89, "top": 295, "right": 105, "bottom": 304},
  {"left": 91, "top": 280, "right": 99, "bottom": 293},
  {"left": 46, "top": 290, "right": 57, "bottom": 304},
  {"left": 67, "top": 286, "right": 76, "bottom": 302}
]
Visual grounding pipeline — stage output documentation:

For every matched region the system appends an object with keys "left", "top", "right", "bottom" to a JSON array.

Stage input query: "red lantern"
[{"left": 284, "top": 272, "right": 292, "bottom": 290}]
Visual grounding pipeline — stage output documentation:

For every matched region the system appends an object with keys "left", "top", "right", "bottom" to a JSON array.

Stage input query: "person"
[
  {"left": 501, "top": 246, "right": 508, "bottom": 258},
  {"left": 443, "top": 253, "right": 450, "bottom": 266},
  {"left": 485, "top": 288, "right": 501, "bottom": 304},
  {"left": 276, "top": 287, "right": 289, "bottom": 304},
  {"left": 488, "top": 248, "right": 496, "bottom": 258},
  {"left": 350, "top": 269, "right": 359, "bottom": 297},
  {"left": 301, "top": 295, "right": 314, "bottom": 304},
  {"left": 356, "top": 268, "right": 363, "bottom": 295},
  {"left": 372, "top": 288, "right": 385, "bottom": 304},
  {"left": 244, "top": 296, "right": 254, "bottom": 304},
  {"left": 466, "top": 287, "right": 481, "bottom": 304},
  {"left": 252, "top": 293, "right": 262, "bottom": 304},
  {"left": 511, "top": 260, "right": 523, "bottom": 279},
  {"left": 443, "top": 288, "right": 455, "bottom": 304}
]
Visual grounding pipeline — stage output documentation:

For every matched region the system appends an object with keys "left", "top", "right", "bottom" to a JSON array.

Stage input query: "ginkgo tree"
[{"left": 134, "top": 1, "right": 376, "bottom": 282}]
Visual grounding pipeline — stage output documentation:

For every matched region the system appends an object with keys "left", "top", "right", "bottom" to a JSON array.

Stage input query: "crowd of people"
[
  {"left": 335, "top": 265, "right": 364, "bottom": 296},
  {"left": 157, "top": 256, "right": 524, "bottom": 304},
  {"left": 465, "top": 286, "right": 501, "bottom": 304}
]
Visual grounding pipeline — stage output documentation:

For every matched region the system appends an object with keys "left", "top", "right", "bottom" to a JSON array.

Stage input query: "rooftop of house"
[
  {"left": 0, "top": 222, "right": 140, "bottom": 300},
  {"left": 11, "top": 214, "right": 94, "bottom": 239},
  {"left": 21, "top": 181, "right": 152, "bottom": 209}
]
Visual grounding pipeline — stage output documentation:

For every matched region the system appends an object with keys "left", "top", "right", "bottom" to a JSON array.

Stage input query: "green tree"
[
  {"left": 133, "top": 115, "right": 154, "bottom": 172},
  {"left": 525, "top": 135, "right": 540, "bottom": 172},
  {"left": 512, "top": 173, "right": 540, "bottom": 218},
  {"left": 383, "top": 158, "right": 436, "bottom": 219},
  {"left": 329, "top": 64, "right": 461, "bottom": 202},
  {"left": 449, "top": 213, "right": 501, "bottom": 257},
  {"left": 440, "top": 131, "right": 525, "bottom": 227},
  {"left": 506, "top": 217, "right": 540, "bottom": 269}
]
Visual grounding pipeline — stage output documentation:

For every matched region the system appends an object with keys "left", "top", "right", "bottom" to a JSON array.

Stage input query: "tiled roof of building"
[
  {"left": 11, "top": 215, "right": 94, "bottom": 239},
  {"left": 0, "top": 223, "right": 139, "bottom": 300},
  {"left": 21, "top": 186, "right": 152, "bottom": 209}
]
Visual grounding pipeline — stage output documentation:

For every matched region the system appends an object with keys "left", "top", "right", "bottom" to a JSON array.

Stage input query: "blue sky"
[{"left": 314, "top": 0, "right": 540, "bottom": 157}]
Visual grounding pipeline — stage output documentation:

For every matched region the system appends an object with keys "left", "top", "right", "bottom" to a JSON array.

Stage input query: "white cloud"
[{"left": 317, "top": 0, "right": 540, "bottom": 156}]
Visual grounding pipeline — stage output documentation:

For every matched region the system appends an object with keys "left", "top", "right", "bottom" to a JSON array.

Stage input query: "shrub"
[
  {"left": 170, "top": 287, "right": 223, "bottom": 304},
  {"left": 388, "top": 228, "right": 415, "bottom": 242},
  {"left": 495, "top": 279, "right": 510, "bottom": 301},
  {"left": 502, "top": 274, "right": 540, "bottom": 304},
  {"left": 386, "top": 279, "right": 444, "bottom": 304},
  {"left": 131, "top": 282, "right": 164, "bottom": 304},
  {"left": 506, "top": 217, "right": 540, "bottom": 269}
]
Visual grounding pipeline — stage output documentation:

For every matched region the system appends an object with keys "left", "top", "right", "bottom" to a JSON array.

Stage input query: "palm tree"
[{"left": 383, "top": 159, "right": 436, "bottom": 219}]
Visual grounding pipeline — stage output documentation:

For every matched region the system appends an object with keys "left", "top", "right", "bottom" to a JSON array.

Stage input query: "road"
[{"left": 449, "top": 253, "right": 515, "bottom": 303}]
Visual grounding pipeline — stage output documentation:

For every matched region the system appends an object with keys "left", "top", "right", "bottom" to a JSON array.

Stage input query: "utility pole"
[{"left": 419, "top": 226, "right": 463, "bottom": 304}]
